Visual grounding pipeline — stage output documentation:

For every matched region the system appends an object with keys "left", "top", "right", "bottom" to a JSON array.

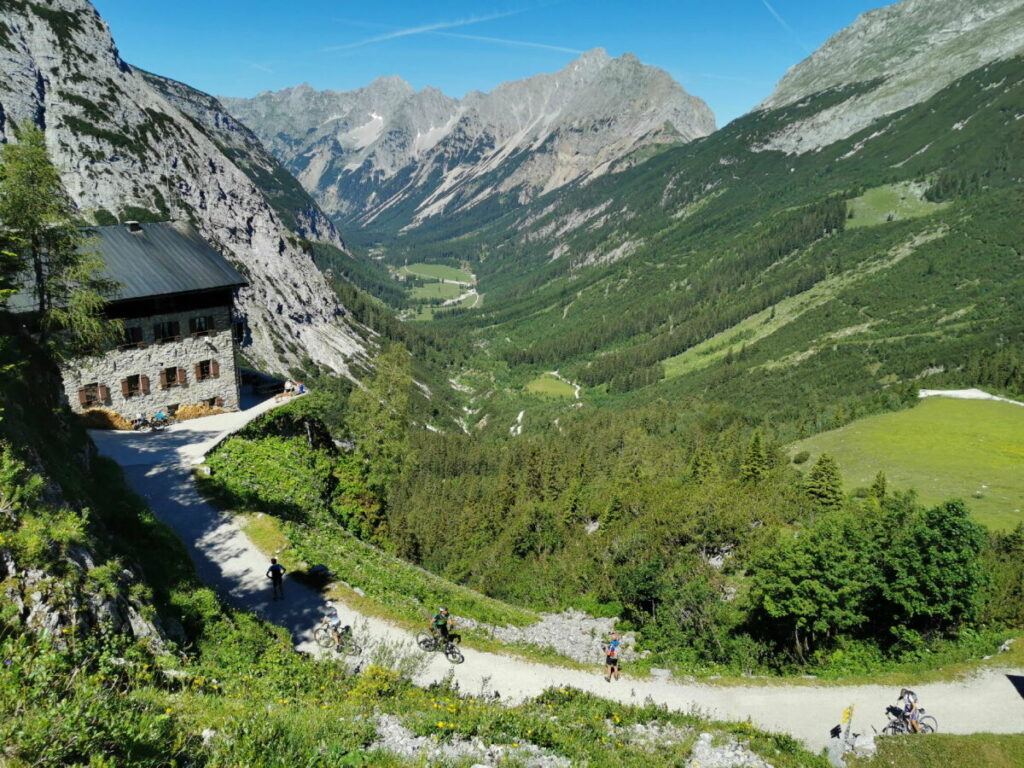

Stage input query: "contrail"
[
  {"left": 436, "top": 31, "right": 583, "bottom": 55},
  {"left": 323, "top": 10, "right": 522, "bottom": 52},
  {"left": 760, "top": 0, "right": 811, "bottom": 54}
]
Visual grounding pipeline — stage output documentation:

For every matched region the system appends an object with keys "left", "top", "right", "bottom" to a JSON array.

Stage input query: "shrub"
[{"left": 791, "top": 450, "right": 810, "bottom": 465}]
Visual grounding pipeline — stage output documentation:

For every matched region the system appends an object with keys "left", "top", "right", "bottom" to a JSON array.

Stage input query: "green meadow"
[
  {"left": 846, "top": 182, "right": 947, "bottom": 229},
  {"left": 791, "top": 397, "right": 1024, "bottom": 529},
  {"left": 399, "top": 262, "right": 473, "bottom": 283},
  {"left": 525, "top": 373, "right": 577, "bottom": 398}
]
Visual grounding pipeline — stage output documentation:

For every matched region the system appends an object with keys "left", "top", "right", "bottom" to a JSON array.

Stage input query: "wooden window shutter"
[
  {"left": 194, "top": 363, "right": 202, "bottom": 381},
  {"left": 215, "top": 397, "right": 224, "bottom": 407},
  {"left": 177, "top": 367, "right": 187, "bottom": 385},
  {"left": 78, "top": 389, "right": 88, "bottom": 406},
  {"left": 98, "top": 385, "right": 109, "bottom": 402},
  {"left": 211, "top": 359, "right": 220, "bottom": 378},
  {"left": 141, "top": 375, "right": 150, "bottom": 395},
  {"left": 159, "top": 369, "right": 168, "bottom": 389},
  {"left": 120, "top": 379, "right": 129, "bottom": 398}
]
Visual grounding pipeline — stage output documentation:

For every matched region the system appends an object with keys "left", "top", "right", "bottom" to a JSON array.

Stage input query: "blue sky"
[{"left": 92, "top": 0, "right": 890, "bottom": 125}]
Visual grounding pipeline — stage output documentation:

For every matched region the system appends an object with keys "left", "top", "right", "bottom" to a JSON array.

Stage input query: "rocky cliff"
[
  {"left": 222, "top": 49, "right": 715, "bottom": 230},
  {"left": 0, "top": 0, "right": 366, "bottom": 376},
  {"left": 757, "top": 0, "right": 1024, "bottom": 153}
]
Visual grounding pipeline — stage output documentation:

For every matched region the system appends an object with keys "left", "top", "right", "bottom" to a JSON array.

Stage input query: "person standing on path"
[
  {"left": 603, "top": 632, "right": 622, "bottom": 682},
  {"left": 266, "top": 558, "right": 286, "bottom": 600}
]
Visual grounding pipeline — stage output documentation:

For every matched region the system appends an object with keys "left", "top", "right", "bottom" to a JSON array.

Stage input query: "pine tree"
[
  {"left": 870, "top": 470, "right": 887, "bottom": 501},
  {"left": 740, "top": 429, "right": 769, "bottom": 483},
  {"left": 805, "top": 454, "right": 844, "bottom": 512},
  {"left": 347, "top": 343, "right": 412, "bottom": 508}
]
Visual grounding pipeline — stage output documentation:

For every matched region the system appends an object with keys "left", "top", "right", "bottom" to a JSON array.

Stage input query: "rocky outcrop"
[
  {"left": 0, "top": 0, "right": 366, "bottom": 376},
  {"left": 222, "top": 49, "right": 715, "bottom": 230},
  {"left": 757, "top": 0, "right": 1024, "bottom": 153},
  {"left": 1, "top": 542, "right": 170, "bottom": 651}
]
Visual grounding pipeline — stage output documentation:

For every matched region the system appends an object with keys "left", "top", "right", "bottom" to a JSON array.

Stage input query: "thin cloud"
[
  {"left": 436, "top": 31, "right": 583, "bottom": 55},
  {"left": 323, "top": 10, "right": 522, "bottom": 52},
  {"left": 242, "top": 59, "right": 274, "bottom": 74},
  {"left": 760, "top": 0, "right": 811, "bottom": 54}
]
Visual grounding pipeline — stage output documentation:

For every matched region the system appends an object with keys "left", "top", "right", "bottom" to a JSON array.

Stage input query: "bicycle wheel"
[
  {"left": 313, "top": 627, "right": 334, "bottom": 649},
  {"left": 880, "top": 722, "right": 902, "bottom": 736},
  {"left": 416, "top": 631, "right": 437, "bottom": 651},
  {"left": 340, "top": 639, "right": 363, "bottom": 656},
  {"left": 919, "top": 716, "right": 937, "bottom": 734},
  {"left": 445, "top": 645, "right": 465, "bottom": 665}
]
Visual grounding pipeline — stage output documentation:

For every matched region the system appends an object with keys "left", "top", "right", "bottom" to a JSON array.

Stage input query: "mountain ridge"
[{"left": 221, "top": 48, "right": 715, "bottom": 232}]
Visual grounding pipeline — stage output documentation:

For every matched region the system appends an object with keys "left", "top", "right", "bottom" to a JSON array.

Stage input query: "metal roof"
[{"left": 5, "top": 221, "right": 247, "bottom": 313}]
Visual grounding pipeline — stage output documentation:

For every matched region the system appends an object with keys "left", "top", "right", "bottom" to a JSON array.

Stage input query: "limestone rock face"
[
  {"left": 756, "top": 0, "right": 1024, "bottom": 153},
  {"left": 0, "top": 0, "right": 366, "bottom": 376},
  {"left": 221, "top": 49, "right": 716, "bottom": 230}
]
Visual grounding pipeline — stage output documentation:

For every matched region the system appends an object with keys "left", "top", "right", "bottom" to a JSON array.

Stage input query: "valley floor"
[{"left": 90, "top": 404, "right": 1024, "bottom": 753}]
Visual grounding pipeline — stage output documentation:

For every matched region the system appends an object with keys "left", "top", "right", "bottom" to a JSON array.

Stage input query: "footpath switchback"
[{"left": 90, "top": 398, "right": 1024, "bottom": 753}]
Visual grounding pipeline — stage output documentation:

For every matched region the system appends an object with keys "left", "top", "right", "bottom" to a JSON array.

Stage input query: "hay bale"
[
  {"left": 79, "top": 408, "right": 134, "bottom": 431},
  {"left": 175, "top": 403, "right": 227, "bottom": 422}
]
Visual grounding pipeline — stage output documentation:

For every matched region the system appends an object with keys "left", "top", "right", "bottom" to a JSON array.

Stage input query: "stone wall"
[{"left": 62, "top": 304, "right": 240, "bottom": 415}]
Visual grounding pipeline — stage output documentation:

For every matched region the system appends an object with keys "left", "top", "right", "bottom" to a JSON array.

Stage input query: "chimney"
[{"left": 125, "top": 221, "right": 143, "bottom": 233}]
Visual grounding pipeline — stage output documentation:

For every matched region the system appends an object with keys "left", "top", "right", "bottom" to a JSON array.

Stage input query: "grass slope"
[
  {"left": 790, "top": 398, "right": 1024, "bottom": 529},
  {"left": 846, "top": 182, "right": 948, "bottom": 229},
  {"left": 848, "top": 734, "right": 1024, "bottom": 768}
]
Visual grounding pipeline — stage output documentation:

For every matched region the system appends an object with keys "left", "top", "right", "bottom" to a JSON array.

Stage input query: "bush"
[{"left": 792, "top": 451, "right": 810, "bottom": 464}]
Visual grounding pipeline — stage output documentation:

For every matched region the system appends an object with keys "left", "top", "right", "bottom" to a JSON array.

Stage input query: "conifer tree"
[
  {"left": 740, "top": 429, "right": 769, "bottom": 483},
  {"left": 0, "top": 127, "right": 119, "bottom": 355},
  {"left": 870, "top": 470, "right": 887, "bottom": 501},
  {"left": 805, "top": 454, "right": 844, "bottom": 512}
]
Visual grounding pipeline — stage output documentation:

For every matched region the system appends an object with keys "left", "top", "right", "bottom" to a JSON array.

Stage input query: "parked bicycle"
[
  {"left": 416, "top": 630, "right": 465, "bottom": 664},
  {"left": 313, "top": 617, "right": 362, "bottom": 656},
  {"left": 880, "top": 704, "right": 937, "bottom": 735}
]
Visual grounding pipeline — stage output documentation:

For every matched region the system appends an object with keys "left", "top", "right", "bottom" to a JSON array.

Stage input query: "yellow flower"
[
  {"left": 164, "top": 708, "right": 173, "bottom": 714},
  {"left": 437, "top": 721, "right": 446, "bottom": 728}
]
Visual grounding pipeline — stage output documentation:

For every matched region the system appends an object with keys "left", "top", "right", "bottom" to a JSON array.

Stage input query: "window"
[
  {"left": 160, "top": 367, "right": 186, "bottom": 389},
  {"left": 121, "top": 374, "right": 149, "bottom": 398},
  {"left": 189, "top": 315, "right": 215, "bottom": 337},
  {"left": 153, "top": 320, "right": 180, "bottom": 344},
  {"left": 195, "top": 359, "right": 220, "bottom": 381},
  {"left": 77, "top": 382, "right": 109, "bottom": 407},
  {"left": 120, "top": 326, "right": 144, "bottom": 349}
]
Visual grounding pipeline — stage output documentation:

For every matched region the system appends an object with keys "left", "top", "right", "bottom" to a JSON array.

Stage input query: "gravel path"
[{"left": 90, "top": 400, "right": 1024, "bottom": 753}]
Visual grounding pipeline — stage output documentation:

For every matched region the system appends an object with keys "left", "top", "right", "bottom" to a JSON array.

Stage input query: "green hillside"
[
  {"left": 369, "top": 57, "right": 1024, "bottom": 438},
  {"left": 790, "top": 398, "right": 1024, "bottom": 530}
]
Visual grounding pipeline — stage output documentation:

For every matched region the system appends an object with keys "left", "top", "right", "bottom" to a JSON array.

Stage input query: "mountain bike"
[
  {"left": 416, "top": 630, "right": 465, "bottom": 664},
  {"left": 880, "top": 705, "right": 937, "bottom": 735},
  {"left": 313, "top": 620, "right": 362, "bottom": 656}
]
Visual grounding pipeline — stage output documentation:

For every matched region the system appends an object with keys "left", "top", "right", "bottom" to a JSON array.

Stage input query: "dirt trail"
[{"left": 90, "top": 400, "right": 1024, "bottom": 753}]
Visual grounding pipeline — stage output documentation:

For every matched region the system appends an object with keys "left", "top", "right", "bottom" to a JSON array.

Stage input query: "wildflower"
[
  {"left": 437, "top": 721, "right": 446, "bottom": 728},
  {"left": 164, "top": 708, "right": 173, "bottom": 714}
]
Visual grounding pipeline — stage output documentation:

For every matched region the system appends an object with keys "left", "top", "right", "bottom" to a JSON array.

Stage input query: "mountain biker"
[
  {"left": 603, "top": 631, "right": 622, "bottom": 682},
  {"left": 897, "top": 688, "right": 921, "bottom": 733},
  {"left": 430, "top": 607, "right": 459, "bottom": 645},
  {"left": 324, "top": 605, "right": 348, "bottom": 646}
]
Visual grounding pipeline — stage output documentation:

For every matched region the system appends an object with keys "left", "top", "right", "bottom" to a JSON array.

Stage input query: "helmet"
[{"left": 439, "top": 606, "right": 448, "bottom": 613}]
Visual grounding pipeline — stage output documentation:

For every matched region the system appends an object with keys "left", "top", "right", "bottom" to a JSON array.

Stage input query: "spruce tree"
[
  {"left": 740, "top": 429, "right": 769, "bottom": 483},
  {"left": 805, "top": 454, "right": 844, "bottom": 512},
  {"left": 870, "top": 470, "right": 887, "bottom": 501}
]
